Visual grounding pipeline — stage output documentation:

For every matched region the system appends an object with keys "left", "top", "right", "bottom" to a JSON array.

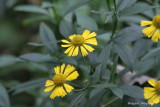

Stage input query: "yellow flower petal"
[
  {"left": 54, "top": 66, "right": 60, "bottom": 74},
  {"left": 61, "top": 44, "right": 71, "bottom": 47},
  {"left": 85, "top": 32, "right": 96, "bottom": 40},
  {"left": 148, "top": 94, "right": 159, "bottom": 105},
  {"left": 142, "top": 25, "right": 156, "bottom": 38},
  {"left": 64, "top": 46, "right": 74, "bottom": 54},
  {"left": 151, "top": 29, "right": 160, "bottom": 42},
  {"left": 148, "top": 79, "right": 156, "bottom": 87},
  {"left": 61, "top": 40, "right": 70, "bottom": 43},
  {"left": 50, "top": 86, "right": 67, "bottom": 99},
  {"left": 64, "top": 64, "right": 75, "bottom": 77},
  {"left": 50, "top": 87, "right": 59, "bottom": 99},
  {"left": 66, "top": 71, "right": 79, "bottom": 81},
  {"left": 44, "top": 86, "right": 55, "bottom": 92},
  {"left": 45, "top": 80, "right": 54, "bottom": 87},
  {"left": 69, "top": 34, "right": 76, "bottom": 40},
  {"left": 140, "top": 20, "right": 152, "bottom": 26},
  {"left": 144, "top": 87, "right": 156, "bottom": 99},
  {"left": 64, "top": 83, "right": 74, "bottom": 92},
  {"left": 72, "top": 46, "right": 79, "bottom": 56},
  {"left": 61, "top": 63, "right": 65, "bottom": 73},
  {"left": 82, "top": 30, "right": 90, "bottom": 38},
  {"left": 85, "top": 38, "right": 98, "bottom": 45},
  {"left": 80, "top": 46, "right": 88, "bottom": 56},
  {"left": 83, "top": 44, "right": 94, "bottom": 52},
  {"left": 68, "top": 46, "right": 75, "bottom": 56}
]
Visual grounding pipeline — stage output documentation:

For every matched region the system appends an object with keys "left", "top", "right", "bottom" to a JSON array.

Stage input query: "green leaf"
[
  {"left": 39, "top": 23, "right": 58, "bottom": 52},
  {"left": 59, "top": 57, "right": 77, "bottom": 65},
  {"left": 142, "top": 47, "right": 160, "bottom": 60},
  {"left": 120, "top": 85, "right": 143, "bottom": 99},
  {"left": 64, "top": 0, "right": 90, "bottom": 15},
  {"left": 113, "top": 41, "right": 134, "bottom": 71},
  {"left": 76, "top": 12, "right": 98, "bottom": 31},
  {"left": 119, "top": 4, "right": 160, "bottom": 16},
  {"left": 19, "top": 53, "right": 58, "bottom": 63},
  {"left": 91, "top": 83, "right": 117, "bottom": 89},
  {"left": 89, "top": 88, "right": 104, "bottom": 98},
  {"left": 70, "top": 91, "right": 86, "bottom": 107},
  {"left": 59, "top": 20, "right": 73, "bottom": 38},
  {"left": 95, "top": 43, "right": 112, "bottom": 81},
  {"left": 10, "top": 78, "right": 47, "bottom": 95},
  {"left": 14, "top": 5, "right": 49, "bottom": 15},
  {"left": 0, "top": 84, "right": 10, "bottom": 107},
  {"left": 0, "top": 55, "right": 20, "bottom": 68},
  {"left": 110, "top": 87, "right": 123, "bottom": 99},
  {"left": 118, "top": 0, "right": 137, "bottom": 11}
]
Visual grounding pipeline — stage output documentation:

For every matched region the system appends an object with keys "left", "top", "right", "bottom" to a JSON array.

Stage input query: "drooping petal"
[
  {"left": 64, "top": 83, "right": 74, "bottom": 92},
  {"left": 64, "top": 46, "right": 74, "bottom": 54},
  {"left": 61, "top": 40, "right": 70, "bottom": 43},
  {"left": 140, "top": 20, "right": 153, "bottom": 26},
  {"left": 50, "top": 87, "right": 59, "bottom": 99},
  {"left": 61, "top": 63, "right": 65, "bottom": 73},
  {"left": 72, "top": 46, "right": 79, "bottom": 56},
  {"left": 148, "top": 79, "right": 156, "bottom": 87},
  {"left": 45, "top": 80, "right": 54, "bottom": 86},
  {"left": 85, "top": 32, "right": 97, "bottom": 40},
  {"left": 63, "top": 64, "right": 76, "bottom": 77},
  {"left": 85, "top": 38, "right": 98, "bottom": 45},
  {"left": 66, "top": 71, "right": 79, "bottom": 81},
  {"left": 54, "top": 66, "right": 60, "bottom": 74},
  {"left": 68, "top": 46, "right": 75, "bottom": 56},
  {"left": 80, "top": 46, "right": 88, "bottom": 56},
  {"left": 151, "top": 29, "right": 160, "bottom": 42},
  {"left": 144, "top": 87, "right": 156, "bottom": 99},
  {"left": 142, "top": 25, "right": 156, "bottom": 38},
  {"left": 50, "top": 86, "right": 67, "bottom": 99},
  {"left": 44, "top": 86, "right": 55, "bottom": 92},
  {"left": 82, "top": 30, "right": 90, "bottom": 38},
  {"left": 83, "top": 44, "right": 94, "bottom": 52}
]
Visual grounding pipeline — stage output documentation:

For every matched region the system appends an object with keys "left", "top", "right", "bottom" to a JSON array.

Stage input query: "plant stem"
[
  {"left": 102, "top": 97, "right": 119, "bottom": 107},
  {"left": 109, "top": 55, "right": 118, "bottom": 83},
  {"left": 82, "top": 57, "right": 94, "bottom": 74}
]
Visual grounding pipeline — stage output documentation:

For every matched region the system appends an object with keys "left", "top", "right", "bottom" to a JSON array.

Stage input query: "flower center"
[
  {"left": 72, "top": 35, "right": 84, "bottom": 45},
  {"left": 153, "top": 14, "right": 160, "bottom": 28},
  {"left": 155, "top": 81, "right": 160, "bottom": 95},
  {"left": 52, "top": 74, "right": 66, "bottom": 86}
]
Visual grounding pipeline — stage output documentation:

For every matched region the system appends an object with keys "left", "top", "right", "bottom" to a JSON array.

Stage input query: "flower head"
[
  {"left": 140, "top": 14, "right": 160, "bottom": 42},
  {"left": 61, "top": 30, "right": 98, "bottom": 56},
  {"left": 144, "top": 79, "right": 160, "bottom": 105},
  {"left": 44, "top": 64, "right": 79, "bottom": 99}
]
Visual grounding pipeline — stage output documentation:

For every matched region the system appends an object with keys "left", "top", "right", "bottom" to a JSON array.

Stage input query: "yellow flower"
[
  {"left": 144, "top": 79, "right": 160, "bottom": 105},
  {"left": 61, "top": 30, "right": 98, "bottom": 56},
  {"left": 44, "top": 64, "right": 79, "bottom": 99},
  {"left": 141, "top": 14, "right": 160, "bottom": 42}
]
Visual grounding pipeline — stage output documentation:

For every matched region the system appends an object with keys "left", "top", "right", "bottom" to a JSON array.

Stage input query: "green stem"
[
  {"left": 109, "top": 55, "right": 118, "bottom": 83},
  {"left": 82, "top": 57, "right": 94, "bottom": 74},
  {"left": 102, "top": 97, "right": 119, "bottom": 107}
]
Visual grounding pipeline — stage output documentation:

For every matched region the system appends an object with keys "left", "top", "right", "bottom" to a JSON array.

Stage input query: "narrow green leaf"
[
  {"left": 118, "top": 0, "right": 137, "bottom": 11},
  {"left": 91, "top": 83, "right": 117, "bottom": 89},
  {"left": 95, "top": 43, "right": 112, "bottom": 81},
  {"left": 19, "top": 53, "right": 58, "bottom": 63},
  {"left": 142, "top": 47, "right": 160, "bottom": 60},
  {"left": 90, "top": 88, "right": 104, "bottom": 98},
  {"left": 39, "top": 23, "right": 58, "bottom": 51},
  {"left": 119, "top": 4, "right": 160, "bottom": 16},
  {"left": 113, "top": 41, "right": 134, "bottom": 71},
  {"left": 0, "top": 84, "right": 10, "bottom": 107},
  {"left": 10, "top": 78, "right": 47, "bottom": 95},
  {"left": 14, "top": 5, "right": 49, "bottom": 15},
  {"left": 59, "top": 57, "right": 77, "bottom": 65},
  {"left": 110, "top": 87, "right": 123, "bottom": 99},
  {"left": 65, "top": 0, "right": 90, "bottom": 15},
  {"left": 76, "top": 12, "right": 98, "bottom": 31},
  {"left": 59, "top": 20, "right": 73, "bottom": 38},
  {"left": 0, "top": 55, "right": 20, "bottom": 68},
  {"left": 70, "top": 91, "right": 86, "bottom": 107},
  {"left": 120, "top": 85, "right": 143, "bottom": 99}
]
